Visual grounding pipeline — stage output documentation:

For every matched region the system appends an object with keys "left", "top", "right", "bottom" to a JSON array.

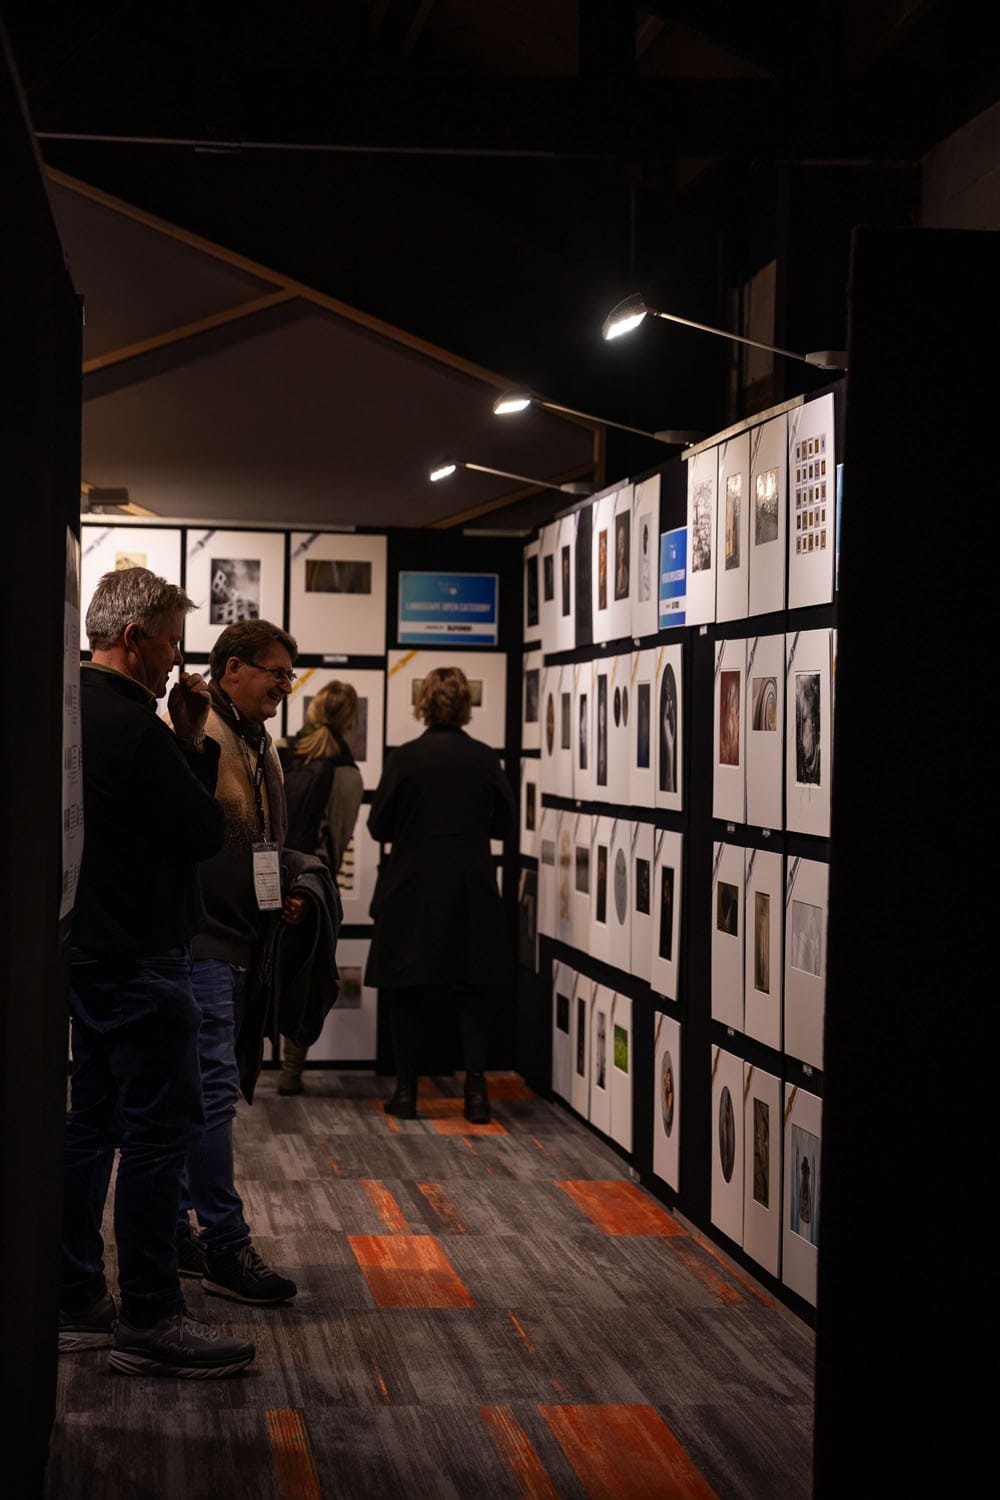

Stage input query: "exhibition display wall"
[{"left": 519, "top": 387, "right": 841, "bottom": 1313}]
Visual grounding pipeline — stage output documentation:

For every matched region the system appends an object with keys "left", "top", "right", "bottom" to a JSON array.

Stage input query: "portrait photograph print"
[
  {"left": 614, "top": 510, "right": 630, "bottom": 600},
  {"left": 658, "top": 662, "right": 678, "bottom": 793},
  {"left": 596, "top": 674, "right": 608, "bottom": 787}
]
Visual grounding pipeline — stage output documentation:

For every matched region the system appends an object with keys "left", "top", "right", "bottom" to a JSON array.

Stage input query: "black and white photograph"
[
  {"left": 658, "top": 663, "right": 678, "bottom": 794},
  {"left": 753, "top": 1097, "right": 770, "bottom": 1208},
  {"left": 691, "top": 479, "right": 713, "bottom": 572},
  {"left": 613, "top": 684, "right": 621, "bottom": 728},
  {"left": 636, "top": 682, "right": 651, "bottom": 769},
  {"left": 613, "top": 847, "right": 628, "bottom": 925},
  {"left": 659, "top": 865, "right": 675, "bottom": 961},
  {"left": 209, "top": 558, "right": 261, "bottom": 624},
  {"left": 635, "top": 857, "right": 650, "bottom": 916},
  {"left": 614, "top": 510, "right": 630, "bottom": 600},
  {"left": 596, "top": 674, "right": 608, "bottom": 787},
  {"left": 718, "top": 1086, "right": 736, "bottom": 1184},
  {"left": 638, "top": 512, "right": 652, "bottom": 602},
  {"left": 754, "top": 891, "right": 771, "bottom": 993},
  {"left": 526, "top": 550, "right": 539, "bottom": 629},
  {"left": 543, "top": 552, "right": 555, "bottom": 602},
  {"left": 725, "top": 474, "right": 741, "bottom": 571},
  {"left": 561, "top": 544, "right": 571, "bottom": 617},
  {"left": 596, "top": 1011, "right": 607, "bottom": 1091},
  {"left": 524, "top": 668, "right": 539, "bottom": 723},
  {"left": 305, "top": 558, "right": 372, "bottom": 594},
  {"left": 754, "top": 467, "right": 779, "bottom": 545},
  {"left": 556, "top": 991, "right": 570, "bottom": 1033},
  {"left": 791, "top": 899, "right": 823, "bottom": 976},
  {"left": 561, "top": 691, "right": 572, "bottom": 750},
  {"left": 621, "top": 685, "right": 629, "bottom": 727},
  {"left": 579, "top": 692, "right": 588, "bottom": 770},
  {"left": 575, "top": 845, "right": 590, "bottom": 893},
  {"left": 795, "top": 671, "right": 821, "bottom": 785},
  {"left": 545, "top": 692, "right": 555, "bottom": 756},
  {"left": 596, "top": 844, "right": 608, "bottom": 924},
  {"left": 717, "top": 880, "right": 739, "bottom": 937},
  {"left": 576, "top": 996, "right": 587, "bottom": 1076},
  {"left": 751, "top": 675, "right": 778, "bottom": 732},
  {"left": 525, "top": 780, "right": 536, "bottom": 832}
]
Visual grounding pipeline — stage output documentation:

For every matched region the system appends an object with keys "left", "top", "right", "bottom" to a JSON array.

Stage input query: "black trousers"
[{"left": 384, "top": 985, "right": 491, "bottom": 1079}]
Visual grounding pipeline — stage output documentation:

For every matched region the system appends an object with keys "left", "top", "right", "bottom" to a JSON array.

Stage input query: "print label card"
[
  {"left": 536, "top": 803, "right": 558, "bottom": 940},
  {"left": 684, "top": 445, "right": 718, "bottom": 626},
  {"left": 591, "top": 488, "right": 618, "bottom": 646},
  {"left": 712, "top": 842, "right": 745, "bottom": 1031},
  {"left": 81, "top": 525, "right": 182, "bottom": 650},
  {"left": 748, "top": 412, "right": 788, "bottom": 618},
  {"left": 711, "top": 1045, "right": 745, "bottom": 1246},
  {"left": 386, "top": 650, "right": 506, "bottom": 749},
  {"left": 573, "top": 660, "right": 594, "bottom": 803},
  {"left": 185, "top": 528, "right": 286, "bottom": 654},
  {"left": 571, "top": 811, "right": 593, "bottom": 945},
  {"left": 784, "top": 856, "right": 828, "bottom": 1069},
  {"left": 629, "top": 820, "right": 655, "bottom": 983},
  {"left": 520, "top": 758, "right": 539, "bottom": 858},
  {"left": 745, "top": 634, "right": 785, "bottom": 830},
  {"left": 743, "top": 1064, "right": 781, "bottom": 1277},
  {"left": 651, "top": 828, "right": 684, "bottom": 1000},
  {"left": 551, "top": 961, "right": 576, "bottom": 1104},
  {"left": 605, "top": 653, "right": 632, "bottom": 806},
  {"left": 286, "top": 666, "right": 385, "bottom": 790},
  {"left": 744, "top": 847, "right": 783, "bottom": 1050},
  {"left": 570, "top": 972, "right": 594, "bottom": 1119},
  {"left": 629, "top": 648, "right": 657, "bottom": 808},
  {"left": 654, "top": 642, "right": 684, "bottom": 813},
  {"left": 553, "top": 513, "right": 577, "bottom": 654},
  {"left": 337, "top": 802, "right": 378, "bottom": 926},
  {"left": 555, "top": 809, "right": 577, "bottom": 947},
  {"left": 609, "top": 486, "right": 635, "bottom": 642},
  {"left": 523, "top": 539, "right": 541, "bottom": 642},
  {"left": 589, "top": 815, "right": 614, "bottom": 963},
  {"left": 652, "top": 1011, "right": 682, "bottom": 1192},
  {"left": 290, "top": 531, "right": 387, "bottom": 656},
  {"left": 713, "top": 636, "right": 747, "bottom": 824},
  {"left": 607, "top": 818, "right": 633, "bottom": 975},
  {"left": 716, "top": 432, "right": 750, "bottom": 623},
  {"left": 609, "top": 992, "right": 633, "bottom": 1152},
  {"left": 522, "top": 649, "right": 542, "bottom": 752},
  {"left": 589, "top": 986, "right": 614, "bottom": 1134},
  {"left": 787, "top": 393, "right": 835, "bottom": 610},
  {"left": 538, "top": 520, "right": 560, "bottom": 653},
  {"left": 309, "top": 938, "right": 377, "bottom": 1062},
  {"left": 785, "top": 629, "right": 832, "bottom": 837},
  {"left": 782, "top": 1084, "right": 822, "bottom": 1306},
  {"left": 631, "top": 476, "right": 661, "bottom": 640}
]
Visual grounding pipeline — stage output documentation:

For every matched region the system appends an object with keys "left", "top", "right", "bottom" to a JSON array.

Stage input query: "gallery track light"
[
  {"left": 427, "top": 457, "right": 592, "bottom": 496},
  {"left": 601, "top": 293, "right": 847, "bottom": 371},
  {"left": 492, "top": 388, "right": 702, "bottom": 448}
]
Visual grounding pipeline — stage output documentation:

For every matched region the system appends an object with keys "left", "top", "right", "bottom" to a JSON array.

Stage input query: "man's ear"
[
  {"left": 122, "top": 622, "right": 142, "bottom": 654},
  {"left": 225, "top": 655, "right": 243, "bottom": 678}
]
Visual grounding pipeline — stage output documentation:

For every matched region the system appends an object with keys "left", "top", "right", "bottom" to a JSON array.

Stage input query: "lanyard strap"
[{"left": 242, "top": 733, "right": 269, "bottom": 839}]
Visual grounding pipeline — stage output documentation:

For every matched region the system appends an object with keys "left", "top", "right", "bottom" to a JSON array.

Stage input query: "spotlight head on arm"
[
  {"left": 602, "top": 293, "right": 649, "bottom": 341},
  {"left": 492, "top": 390, "right": 534, "bottom": 415}
]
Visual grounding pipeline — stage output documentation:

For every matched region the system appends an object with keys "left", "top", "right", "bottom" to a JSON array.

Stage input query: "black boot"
[
  {"left": 464, "top": 1072, "right": 491, "bottom": 1124},
  {"left": 385, "top": 1076, "right": 418, "bottom": 1118}
]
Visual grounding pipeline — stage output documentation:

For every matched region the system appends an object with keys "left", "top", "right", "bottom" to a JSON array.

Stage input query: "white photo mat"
[
  {"left": 553, "top": 512, "right": 576, "bottom": 654},
  {"left": 711, "top": 1045, "right": 744, "bottom": 1246},
  {"left": 745, "top": 633, "right": 785, "bottom": 831},
  {"left": 629, "top": 648, "right": 657, "bottom": 808},
  {"left": 591, "top": 489, "right": 618, "bottom": 645},
  {"left": 654, "top": 641, "right": 684, "bottom": 813},
  {"left": 743, "top": 1064, "right": 781, "bottom": 1278},
  {"left": 555, "top": 809, "right": 576, "bottom": 948},
  {"left": 652, "top": 1011, "right": 682, "bottom": 1192},
  {"left": 570, "top": 972, "right": 594, "bottom": 1119},
  {"left": 538, "top": 521, "right": 560, "bottom": 653},
  {"left": 337, "top": 802, "right": 378, "bottom": 925},
  {"left": 573, "top": 660, "right": 594, "bottom": 803},
  {"left": 631, "top": 476, "right": 661, "bottom": 640},
  {"left": 684, "top": 446, "right": 718, "bottom": 627},
  {"left": 605, "top": 652, "right": 631, "bottom": 806},
  {"left": 289, "top": 531, "right": 387, "bottom": 656},
  {"left": 716, "top": 432, "right": 750, "bottom": 623},
  {"left": 744, "top": 846, "right": 783, "bottom": 1050},
  {"left": 785, "top": 629, "right": 832, "bottom": 838},
  {"left": 787, "top": 393, "right": 835, "bottom": 610},
  {"left": 385, "top": 649, "right": 506, "bottom": 748},
  {"left": 784, "top": 856, "right": 828, "bottom": 1070},
  {"left": 713, "top": 636, "right": 746, "bottom": 824},
  {"left": 539, "top": 663, "right": 561, "bottom": 796},
  {"left": 81, "top": 525, "right": 183, "bottom": 650},
  {"left": 650, "top": 828, "right": 684, "bottom": 1001},
  {"left": 782, "top": 1083, "right": 822, "bottom": 1306},
  {"left": 609, "top": 486, "right": 634, "bottom": 642},
  {"left": 570, "top": 811, "right": 593, "bottom": 952},
  {"left": 184, "top": 528, "right": 286, "bottom": 654},
  {"left": 748, "top": 413, "right": 787, "bottom": 618},
  {"left": 589, "top": 815, "right": 613, "bottom": 963},
  {"left": 607, "top": 818, "right": 632, "bottom": 975},
  {"left": 711, "top": 841, "right": 745, "bottom": 1031}
]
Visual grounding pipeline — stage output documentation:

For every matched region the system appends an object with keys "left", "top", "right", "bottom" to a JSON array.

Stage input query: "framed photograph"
[
  {"left": 551, "top": 960, "right": 576, "bottom": 1104},
  {"left": 784, "top": 856, "right": 828, "bottom": 1069},
  {"left": 590, "top": 488, "right": 618, "bottom": 645},
  {"left": 538, "top": 520, "right": 559, "bottom": 653},
  {"left": 539, "top": 664, "right": 562, "bottom": 797},
  {"left": 711, "top": 1045, "right": 744, "bottom": 1247},
  {"left": 570, "top": 972, "right": 594, "bottom": 1119},
  {"left": 788, "top": 394, "right": 835, "bottom": 610},
  {"left": 631, "top": 475, "right": 660, "bottom": 639},
  {"left": 184, "top": 528, "right": 287, "bottom": 654},
  {"left": 521, "top": 649, "right": 542, "bottom": 752},
  {"left": 607, "top": 818, "right": 632, "bottom": 975},
  {"left": 552, "top": 513, "right": 576, "bottom": 653},
  {"left": 520, "top": 758, "right": 539, "bottom": 858},
  {"left": 609, "top": 487, "right": 634, "bottom": 640},
  {"left": 652, "top": 1011, "right": 682, "bottom": 1192},
  {"left": 743, "top": 1064, "right": 781, "bottom": 1277},
  {"left": 573, "top": 660, "right": 594, "bottom": 803},
  {"left": 684, "top": 445, "right": 718, "bottom": 627},
  {"left": 609, "top": 991, "right": 633, "bottom": 1152},
  {"left": 713, "top": 637, "right": 747, "bottom": 824},
  {"left": 711, "top": 842, "right": 745, "bottom": 1031},
  {"left": 748, "top": 413, "right": 787, "bottom": 617},
  {"left": 716, "top": 433, "right": 750, "bottom": 623},
  {"left": 785, "top": 629, "right": 833, "bottom": 837},
  {"left": 81, "top": 524, "right": 183, "bottom": 650},
  {"left": 744, "top": 846, "right": 782, "bottom": 1050},
  {"left": 536, "top": 804, "right": 558, "bottom": 941},
  {"left": 745, "top": 633, "right": 785, "bottom": 830},
  {"left": 555, "top": 810, "right": 576, "bottom": 947},
  {"left": 595, "top": 667, "right": 609, "bottom": 795},
  {"left": 605, "top": 652, "right": 632, "bottom": 806},
  {"left": 651, "top": 828, "right": 684, "bottom": 1001},
  {"left": 570, "top": 811, "right": 593, "bottom": 945},
  {"left": 629, "top": 820, "right": 654, "bottom": 983},
  {"left": 307, "top": 937, "right": 377, "bottom": 1062},
  {"left": 654, "top": 641, "right": 684, "bottom": 813},
  {"left": 782, "top": 1084, "right": 822, "bottom": 1306},
  {"left": 289, "top": 531, "right": 387, "bottom": 656},
  {"left": 588, "top": 986, "right": 614, "bottom": 1135},
  {"left": 629, "top": 648, "right": 657, "bottom": 808},
  {"left": 386, "top": 650, "right": 506, "bottom": 748},
  {"left": 589, "top": 816, "right": 613, "bottom": 963},
  {"left": 523, "top": 539, "right": 541, "bottom": 641},
  {"left": 285, "top": 666, "right": 385, "bottom": 791}
]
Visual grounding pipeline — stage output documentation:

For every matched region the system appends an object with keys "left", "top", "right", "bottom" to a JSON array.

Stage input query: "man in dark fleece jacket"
[{"left": 59, "top": 567, "right": 255, "bottom": 1380}]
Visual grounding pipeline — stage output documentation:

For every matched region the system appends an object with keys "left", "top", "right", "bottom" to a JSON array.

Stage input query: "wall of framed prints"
[
  {"left": 518, "top": 384, "right": 843, "bottom": 1319},
  {"left": 80, "top": 517, "right": 525, "bottom": 1071}
]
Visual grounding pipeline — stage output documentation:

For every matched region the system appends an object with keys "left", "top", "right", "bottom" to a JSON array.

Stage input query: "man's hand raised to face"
[{"left": 169, "top": 672, "right": 212, "bottom": 748}]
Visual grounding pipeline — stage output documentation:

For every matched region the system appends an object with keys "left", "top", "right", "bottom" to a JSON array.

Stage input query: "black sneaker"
[
  {"left": 176, "top": 1230, "right": 209, "bottom": 1280},
  {"left": 464, "top": 1073, "right": 491, "bottom": 1124},
  {"left": 59, "top": 1291, "right": 117, "bottom": 1352},
  {"left": 202, "top": 1243, "right": 297, "bottom": 1305},
  {"left": 109, "top": 1311, "right": 255, "bottom": 1379}
]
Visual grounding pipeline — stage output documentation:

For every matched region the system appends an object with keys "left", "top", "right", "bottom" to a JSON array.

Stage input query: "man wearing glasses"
[{"left": 175, "top": 620, "right": 301, "bottom": 1305}]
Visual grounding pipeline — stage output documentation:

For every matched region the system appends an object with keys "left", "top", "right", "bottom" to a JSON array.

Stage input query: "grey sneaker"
[
  {"left": 202, "top": 1243, "right": 297, "bottom": 1305},
  {"left": 59, "top": 1291, "right": 117, "bottom": 1351},
  {"left": 109, "top": 1311, "right": 255, "bottom": 1379}
]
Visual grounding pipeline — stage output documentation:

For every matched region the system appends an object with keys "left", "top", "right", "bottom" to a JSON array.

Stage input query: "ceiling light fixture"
[
  {"left": 602, "top": 293, "right": 846, "bottom": 370},
  {"left": 428, "top": 457, "right": 592, "bottom": 496},
  {"left": 492, "top": 388, "right": 702, "bottom": 447}
]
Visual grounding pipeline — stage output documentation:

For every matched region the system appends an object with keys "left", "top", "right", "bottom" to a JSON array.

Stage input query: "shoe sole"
[
  {"left": 109, "top": 1349, "right": 254, "bottom": 1379},
  {"left": 177, "top": 1265, "right": 207, "bottom": 1280},
  {"left": 201, "top": 1278, "right": 296, "bottom": 1305},
  {"left": 59, "top": 1330, "right": 114, "bottom": 1352}
]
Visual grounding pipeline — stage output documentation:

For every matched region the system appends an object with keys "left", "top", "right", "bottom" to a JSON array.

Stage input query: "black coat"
[{"left": 364, "top": 724, "right": 514, "bottom": 989}]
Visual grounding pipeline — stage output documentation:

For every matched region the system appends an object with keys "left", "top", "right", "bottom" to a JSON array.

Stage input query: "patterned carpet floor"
[{"left": 47, "top": 1071, "right": 815, "bottom": 1499}]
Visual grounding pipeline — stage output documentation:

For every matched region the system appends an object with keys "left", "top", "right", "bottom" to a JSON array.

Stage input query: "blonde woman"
[{"left": 277, "top": 680, "right": 364, "bottom": 1093}]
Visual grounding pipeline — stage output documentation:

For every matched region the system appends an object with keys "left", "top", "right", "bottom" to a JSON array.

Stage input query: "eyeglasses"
[{"left": 249, "top": 661, "right": 297, "bottom": 685}]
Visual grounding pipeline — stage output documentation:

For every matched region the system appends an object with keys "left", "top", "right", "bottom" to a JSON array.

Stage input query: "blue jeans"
[
  {"left": 178, "top": 959, "right": 251, "bottom": 1259},
  {"left": 62, "top": 948, "right": 204, "bottom": 1327}
]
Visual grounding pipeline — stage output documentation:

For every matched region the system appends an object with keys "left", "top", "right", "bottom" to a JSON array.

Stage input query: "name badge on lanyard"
[{"left": 253, "top": 842, "right": 282, "bottom": 911}]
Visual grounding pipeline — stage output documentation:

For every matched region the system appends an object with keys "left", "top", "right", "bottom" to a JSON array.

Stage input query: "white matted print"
[
  {"left": 520, "top": 758, "right": 540, "bottom": 858},
  {"left": 551, "top": 961, "right": 575, "bottom": 1104},
  {"left": 785, "top": 629, "right": 832, "bottom": 837},
  {"left": 573, "top": 660, "right": 594, "bottom": 803},
  {"left": 652, "top": 1011, "right": 682, "bottom": 1193},
  {"left": 81, "top": 525, "right": 182, "bottom": 650},
  {"left": 605, "top": 653, "right": 631, "bottom": 806},
  {"left": 609, "top": 486, "right": 634, "bottom": 641},
  {"left": 337, "top": 802, "right": 377, "bottom": 925},
  {"left": 386, "top": 650, "right": 506, "bottom": 748},
  {"left": 185, "top": 529, "right": 286, "bottom": 654},
  {"left": 285, "top": 666, "right": 385, "bottom": 791},
  {"left": 743, "top": 1064, "right": 781, "bottom": 1278},
  {"left": 784, "top": 856, "right": 828, "bottom": 1069},
  {"left": 553, "top": 512, "right": 576, "bottom": 654},
  {"left": 607, "top": 818, "right": 632, "bottom": 975},
  {"left": 289, "top": 532, "right": 387, "bottom": 656},
  {"left": 570, "top": 811, "right": 593, "bottom": 950},
  {"left": 651, "top": 828, "right": 683, "bottom": 1001},
  {"left": 788, "top": 393, "right": 835, "bottom": 610},
  {"left": 609, "top": 992, "right": 633, "bottom": 1152},
  {"left": 589, "top": 815, "right": 613, "bottom": 963},
  {"left": 570, "top": 971, "right": 594, "bottom": 1119},
  {"left": 629, "top": 821, "right": 654, "bottom": 984},
  {"left": 631, "top": 477, "right": 661, "bottom": 639},
  {"left": 591, "top": 488, "right": 618, "bottom": 645},
  {"left": 711, "top": 1045, "right": 744, "bottom": 1246},
  {"left": 716, "top": 432, "right": 750, "bottom": 623},
  {"left": 308, "top": 937, "right": 376, "bottom": 1061},
  {"left": 654, "top": 642, "right": 684, "bottom": 813},
  {"left": 712, "top": 842, "right": 745, "bottom": 1031},
  {"left": 523, "top": 539, "right": 541, "bottom": 642},
  {"left": 629, "top": 649, "right": 657, "bottom": 808},
  {"left": 745, "top": 634, "right": 785, "bottom": 830},
  {"left": 536, "top": 804, "right": 558, "bottom": 941},
  {"left": 555, "top": 810, "right": 576, "bottom": 947},
  {"left": 538, "top": 521, "right": 559, "bottom": 653},
  {"left": 748, "top": 413, "right": 787, "bottom": 617},
  {"left": 783, "top": 1084, "right": 822, "bottom": 1306},
  {"left": 589, "top": 986, "right": 614, "bottom": 1134},
  {"left": 713, "top": 637, "right": 746, "bottom": 824},
  {"left": 684, "top": 446, "right": 718, "bottom": 627},
  {"left": 744, "top": 847, "right": 782, "bottom": 1050},
  {"left": 522, "top": 649, "right": 542, "bottom": 752},
  {"left": 539, "top": 663, "right": 560, "bottom": 796},
  {"left": 593, "top": 661, "right": 611, "bottom": 799}
]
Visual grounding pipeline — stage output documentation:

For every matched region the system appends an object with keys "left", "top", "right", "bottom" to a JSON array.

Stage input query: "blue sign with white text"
[
  {"left": 659, "top": 528, "right": 687, "bottom": 627},
  {"left": 398, "top": 571, "right": 499, "bottom": 645}
]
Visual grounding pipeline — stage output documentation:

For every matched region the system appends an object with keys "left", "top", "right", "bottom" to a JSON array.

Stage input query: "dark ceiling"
[{"left": 3, "top": 1, "right": 995, "bottom": 504}]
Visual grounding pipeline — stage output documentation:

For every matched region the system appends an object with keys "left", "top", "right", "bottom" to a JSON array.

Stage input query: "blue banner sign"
[
  {"left": 398, "top": 571, "right": 499, "bottom": 645},
  {"left": 658, "top": 528, "right": 687, "bottom": 628}
]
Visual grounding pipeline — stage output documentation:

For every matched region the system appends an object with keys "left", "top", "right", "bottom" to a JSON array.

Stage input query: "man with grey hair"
[{"left": 59, "top": 566, "right": 255, "bottom": 1378}]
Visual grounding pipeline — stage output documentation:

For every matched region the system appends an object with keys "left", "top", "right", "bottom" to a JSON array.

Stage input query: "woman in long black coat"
[{"left": 365, "top": 666, "right": 515, "bottom": 1121}]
